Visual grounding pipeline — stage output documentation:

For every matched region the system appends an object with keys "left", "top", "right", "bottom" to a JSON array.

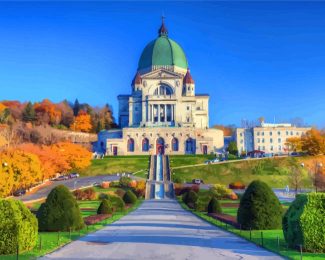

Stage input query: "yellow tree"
[
  {"left": 285, "top": 137, "right": 302, "bottom": 152},
  {"left": 301, "top": 128, "right": 325, "bottom": 155}
]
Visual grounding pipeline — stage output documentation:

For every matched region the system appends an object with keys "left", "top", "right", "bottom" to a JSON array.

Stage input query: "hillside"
[{"left": 82, "top": 155, "right": 324, "bottom": 188}]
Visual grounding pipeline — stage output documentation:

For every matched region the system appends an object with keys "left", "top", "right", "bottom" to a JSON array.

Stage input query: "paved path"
[{"left": 41, "top": 200, "right": 282, "bottom": 260}]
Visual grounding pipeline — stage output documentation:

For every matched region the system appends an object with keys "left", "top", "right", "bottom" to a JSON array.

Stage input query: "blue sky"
[{"left": 0, "top": 1, "right": 324, "bottom": 127}]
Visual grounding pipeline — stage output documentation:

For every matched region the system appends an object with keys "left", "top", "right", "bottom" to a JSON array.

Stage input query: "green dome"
[{"left": 138, "top": 35, "right": 188, "bottom": 71}]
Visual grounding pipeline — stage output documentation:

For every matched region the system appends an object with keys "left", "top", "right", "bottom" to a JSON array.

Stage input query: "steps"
[{"left": 145, "top": 154, "right": 175, "bottom": 200}]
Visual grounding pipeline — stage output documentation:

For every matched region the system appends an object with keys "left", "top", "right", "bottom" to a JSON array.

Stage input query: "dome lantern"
[{"left": 158, "top": 16, "right": 168, "bottom": 37}]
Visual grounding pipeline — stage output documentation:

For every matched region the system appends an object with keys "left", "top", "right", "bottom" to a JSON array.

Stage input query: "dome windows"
[{"left": 154, "top": 85, "right": 173, "bottom": 95}]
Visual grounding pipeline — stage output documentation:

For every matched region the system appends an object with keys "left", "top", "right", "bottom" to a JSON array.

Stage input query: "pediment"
[{"left": 142, "top": 69, "right": 182, "bottom": 80}]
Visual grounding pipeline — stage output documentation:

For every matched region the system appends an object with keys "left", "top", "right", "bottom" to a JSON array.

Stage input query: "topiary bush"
[
  {"left": 194, "top": 193, "right": 212, "bottom": 212},
  {"left": 110, "top": 195, "right": 125, "bottom": 211},
  {"left": 237, "top": 180, "right": 283, "bottom": 230},
  {"left": 182, "top": 190, "right": 198, "bottom": 208},
  {"left": 98, "top": 193, "right": 109, "bottom": 201},
  {"left": 0, "top": 199, "right": 38, "bottom": 255},
  {"left": 119, "top": 176, "right": 132, "bottom": 188},
  {"left": 37, "top": 185, "right": 84, "bottom": 231},
  {"left": 208, "top": 197, "right": 222, "bottom": 214},
  {"left": 123, "top": 190, "right": 137, "bottom": 204},
  {"left": 97, "top": 199, "right": 113, "bottom": 214},
  {"left": 283, "top": 193, "right": 325, "bottom": 252},
  {"left": 209, "top": 184, "right": 233, "bottom": 199}
]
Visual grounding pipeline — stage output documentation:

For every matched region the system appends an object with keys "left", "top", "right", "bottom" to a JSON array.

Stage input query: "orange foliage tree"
[
  {"left": 71, "top": 111, "right": 92, "bottom": 132},
  {"left": 301, "top": 128, "right": 325, "bottom": 155},
  {"left": 34, "top": 99, "right": 62, "bottom": 125},
  {"left": 50, "top": 142, "right": 92, "bottom": 170},
  {"left": 285, "top": 137, "right": 303, "bottom": 153}
]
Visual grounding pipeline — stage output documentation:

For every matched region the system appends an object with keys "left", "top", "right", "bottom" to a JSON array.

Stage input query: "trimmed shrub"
[
  {"left": 182, "top": 190, "right": 198, "bottom": 208},
  {"left": 110, "top": 195, "right": 125, "bottom": 211},
  {"left": 175, "top": 184, "right": 199, "bottom": 196},
  {"left": 0, "top": 199, "right": 38, "bottom": 255},
  {"left": 283, "top": 193, "right": 325, "bottom": 252},
  {"left": 194, "top": 194, "right": 212, "bottom": 212},
  {"left": 209, "top": 184, "right": 233, "bottom": 199},
  {"left": 98, "top": 193, "right": 109, "bottom": 201},
  {"left": 101, "top": 181, "right": 110, "bottom": 189},
  {"left": 119, "top": 176, "right": 132, "bottom": 188},
  {"left": 128, "top": 180, "right": 137, "bottom": 188},
  {"left": 123, "top": 190, "right": 137, "bottom": 204},
  {"left": 73, "top": 188, "right": 96, "bottom": 201},
  {"left": 97, "top": 199, "right": 113, "bottom": 214},
  {"left": 229, "top": 181, "right": 245, "bottom": 190},
  {"left": 208, "top": 197, "right": 222, "bottom": 214},
  {"left": 237, "top": 180, "right": 283, "bottom": 230},
  {"left": 133, "top": 180, "right": 146, "bottom": 198},
  {"left": 109, "top": 181, "right": 120, "bottom": 188},
  {"left": 37, "top": 185, "right": 84, "bottom": 231},
  {"left": 115, "top": 188, "right": 126, "bottom": 198}
]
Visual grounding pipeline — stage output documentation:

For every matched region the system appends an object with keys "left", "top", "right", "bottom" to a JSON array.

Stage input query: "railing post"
[
  {"left": 261, "top": 231, "right": 263, "bottom": 246},
  {"left": 249, "top": 227, "right": 252, "bottom": 240}
]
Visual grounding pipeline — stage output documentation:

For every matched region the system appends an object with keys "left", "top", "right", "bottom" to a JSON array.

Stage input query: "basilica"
[{"left": 96, "top": 20, "right": 224, "bottom": 155}]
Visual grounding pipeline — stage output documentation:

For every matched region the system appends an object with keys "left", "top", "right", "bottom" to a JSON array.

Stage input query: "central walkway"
[{"left": 41, "top": 200, "right": 282, "bottom": 260}]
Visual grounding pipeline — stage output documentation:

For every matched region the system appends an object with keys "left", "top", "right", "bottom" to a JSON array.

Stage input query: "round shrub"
[
  {"left": 110, "top": 195, "right": 126, "bottom": 211},
  {"left": 207, "top": 197, "right": 222, "bottom": 214},
  {"left": 98, "top": 193, "right": 109, "bottom": 201},
  {"left": 119, "top": 176, "right": 132, "bottom": 188},
  {"left": 123, "top": 190, "right": 137, "bottom": 204},
  {"left": 237, "top": 180, "right": 283, "bottom": 230},
  {"left": 194, "top": 194, "right": 212, "bottom": 212},
  {"left": 283, "top": 193, "right": 325, "bottom": 252},
  {"left": 0, "top": 199, "right": 38, "bottom": 255},
  {"left": 209, "top": 184, "right": 233, "bottom": 199},
  {"left": 97, "top": 199, "right": 113, "bottom": 214},
  {"left": 182, "top": 190, "right": 198, "bottom": 208},
  {"left": 37, "top": 185, "right": 84, "bottom": 231}
]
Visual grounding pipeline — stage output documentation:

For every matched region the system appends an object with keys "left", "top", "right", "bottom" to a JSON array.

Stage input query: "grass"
[
  {"left": 2, "top": 199, "right": 143, "bottom": 260},
  {"left": 81, "top": 155, "right": 150, "bottom": 176},
  {"left": 178, "top": 198, "right": 325, "bottom": 260},
  {"left": 172, "top": 156, "right": 314, "bottom": 188}
]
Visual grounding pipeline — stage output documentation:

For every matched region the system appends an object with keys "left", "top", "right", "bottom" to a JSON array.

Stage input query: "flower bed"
[
  {"left": 83, "top": 214, "right": 111, "bottom": 225},
  {"left": 208, "top": 213, "right": 239, "bottom": 228}
]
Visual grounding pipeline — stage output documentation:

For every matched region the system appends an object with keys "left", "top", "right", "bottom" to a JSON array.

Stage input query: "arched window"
[
  {"left": 142, "top": 138, "right": 149, "bottom": 152},
  {"left": 156, "top": 137, "right": 165, "bottom": 155},
  {"left": 127, "top": 138, "right": 135, "bottom": 152},
  {"left": 171, "top": 138, "right": 179, "bottom": 151},
  {"left": 185, "top": 138, "right": 196, "bottom": 154},
  {"left": 154, "top": 85, "right": 173, "bottom": 95}
]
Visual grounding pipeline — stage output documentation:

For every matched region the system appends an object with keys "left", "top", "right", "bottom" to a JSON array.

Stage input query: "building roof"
[
  {"left": 137, "top": 21, "right": 188, "bottom": 71},
  {"left": 183, "top": 69, "right": 195, "bottom": 84},
  {"left": 132, "top": 72, "right": 142, "bottom": 85}
]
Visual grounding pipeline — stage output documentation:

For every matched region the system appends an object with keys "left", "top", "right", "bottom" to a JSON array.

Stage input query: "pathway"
[{"left": 41, "top": 200, "right": 282, "bottom": 260}]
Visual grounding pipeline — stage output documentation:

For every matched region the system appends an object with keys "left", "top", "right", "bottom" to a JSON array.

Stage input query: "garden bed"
[
  {"left": 208, "top": 213, "right": 239, "bottom": 228},
  {"left": 84, "top": 214, "right": 112, "bottom": 225}
]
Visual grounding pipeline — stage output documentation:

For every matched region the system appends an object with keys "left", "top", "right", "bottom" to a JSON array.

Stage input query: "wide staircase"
[{"left": 145, "top": 154, "right": 175, "bottom": 200}]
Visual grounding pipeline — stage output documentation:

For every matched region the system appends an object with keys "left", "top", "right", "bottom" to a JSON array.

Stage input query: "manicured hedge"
[
  {"left": 208, "top": 197, "right": 222, "bottom": 214},
  {"left": 237, "top": 180, "right": 283, "bottom": 230},
  {"left": 97, "top": 199, "right": 113, "bottom": 214},
  {"left": 123, "top": 190, "right": 137, "bottom": 204},
  {"left": 283, "top": 193, "right": 325, "bottom": 252},
  {"left": 37, "top": 185, "right": 84, "bottom": 231},
  {"left": 182, "top": 190, "right": 198, "bottom": 208},
  {"left": 110, "top": 195, "right": 125, "bottom": 211},
  {"left": 0, "top": 199, "right": 38, "bottom": 255}
]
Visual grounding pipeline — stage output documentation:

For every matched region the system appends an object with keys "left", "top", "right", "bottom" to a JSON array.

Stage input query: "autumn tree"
[
  {"left": 285, "top": 137, "right": 302, "bottom": 153},
  {"left": 56, "top": 100, "right": 74, "bottom": 128},
  {"left": 71, "top": 110, "right": 92, "bottom": 132},
  {"left": 301, "top": 128, "right": 325, "bottom": 155},
  {"left": 227, "top": 141, "right": 238, "bottom": 155},
  {"left": 34, "top": 99, "right": 62, "bottom": 126},
  {"left": 0, "top": 103, "right": 10, "bottom": 124}
]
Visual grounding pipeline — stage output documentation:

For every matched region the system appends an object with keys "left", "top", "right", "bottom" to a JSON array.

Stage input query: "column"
[
  {"left": 171, "top": 105, "right": 174, "bottom": 122},
  {"left": 158, "top": 105, "right": 160, "bottom": 123},
  {"left": 164, "top": 104, "right": 167, "bottom": 122}
]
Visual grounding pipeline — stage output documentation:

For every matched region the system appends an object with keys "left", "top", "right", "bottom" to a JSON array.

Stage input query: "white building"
[
  {"left": 96, "top": 20, "right": 224, "bottom": 156},
  {"left": 235, "top": 121, "right": 310, "bottom": 156}
]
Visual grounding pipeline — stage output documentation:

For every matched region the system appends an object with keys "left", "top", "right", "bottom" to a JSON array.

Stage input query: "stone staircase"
[{"left": 145, "top": 155, "right": 174, "bottom": 200}]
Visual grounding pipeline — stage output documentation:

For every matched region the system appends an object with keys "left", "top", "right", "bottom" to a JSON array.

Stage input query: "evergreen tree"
[
  {"left": 73, "top": 99, "right": 80, "bottom": 116},
  {"left": 22, "top": 102, "right": 35, "bottom": 122},
  {"left": 227, "top": 141, "right": 238, "bottom": 155}
]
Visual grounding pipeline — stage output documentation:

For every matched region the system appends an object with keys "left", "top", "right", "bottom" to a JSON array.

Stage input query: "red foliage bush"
[
  {"left": 101, "top": 182, "right": 110, "bottom": 189},
  {"left": 174, "top": 184, "right": 199, "bottom": 196},
  {"left": 229, "top": 182, "right": 246, "bottom": 190},
  {"left": 83, "top": 214, "right": 111, "bottom": 225},
  {"left": 73, "top": 187, "right": 96, "bottom": 200}
]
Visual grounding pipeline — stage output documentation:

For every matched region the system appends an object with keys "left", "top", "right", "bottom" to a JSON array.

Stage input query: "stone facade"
[{"left": 97, "top": 21, "right": 224, "bottom": 156}]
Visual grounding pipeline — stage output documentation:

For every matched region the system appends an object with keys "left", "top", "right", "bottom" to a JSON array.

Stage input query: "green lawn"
[
  {"left": 172, "top": 157, "right": 313, "bottom": 188},
  {"left": 81, "top": 155, "right": 150, "bottom": 176},
  {"left": 178, "top": 199, "right": 325, "bottom": 260},
  {"left": 3, "top": 199, "right": 143, "bottom": 260}
]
